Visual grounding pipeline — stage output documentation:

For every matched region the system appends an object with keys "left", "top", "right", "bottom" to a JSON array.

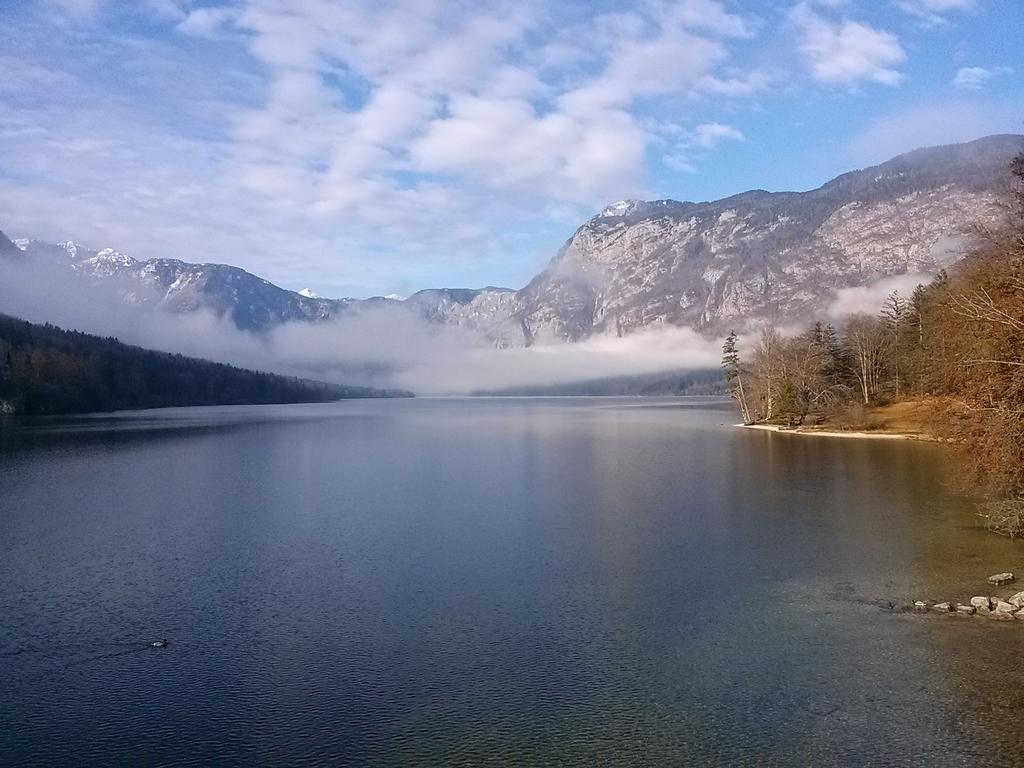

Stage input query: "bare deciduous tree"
[{"left": 844, "top": 315, "right": 890, "bottom": 405}]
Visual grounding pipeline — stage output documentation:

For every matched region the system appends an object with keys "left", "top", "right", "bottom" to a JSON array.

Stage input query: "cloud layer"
[{"left": 0, "top": 256, "right": 723, "bottom": 394}]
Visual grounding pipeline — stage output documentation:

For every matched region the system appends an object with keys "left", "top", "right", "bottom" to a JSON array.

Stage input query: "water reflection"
[{"left": 1, "top": 398, "right": 1022, "bottom": 765}]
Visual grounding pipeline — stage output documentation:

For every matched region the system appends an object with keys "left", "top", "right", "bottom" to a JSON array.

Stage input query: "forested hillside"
[
  {"left": 723, "top": 154, "right": 1024, "bottom": 534},
  {"left": 0, "top": 314, "right": 407, "bottom": 414}
]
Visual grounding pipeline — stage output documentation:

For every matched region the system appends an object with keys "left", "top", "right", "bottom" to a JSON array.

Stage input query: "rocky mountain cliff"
[
  {"left": 515, "top": 134, "right": 1021, "bottom": 342},
  {"left": 2, "top": 134, "right": 1021, "bottom": 344}
]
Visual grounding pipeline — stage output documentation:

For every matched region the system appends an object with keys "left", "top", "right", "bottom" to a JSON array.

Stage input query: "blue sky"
[{"left": 1, "top": 0, "right": 1021, "bottom": 298}]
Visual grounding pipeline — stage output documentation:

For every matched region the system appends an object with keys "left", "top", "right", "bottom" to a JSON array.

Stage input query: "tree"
[
  {"left": 0, "top": 313, "right": 400, "bottom": 414},
  {"left": 923, "top": 241, "right": 1024, "bottom": 533},
  {"left": 753, "top": 325, "right": 782, "bottom": 421},
  {"left": 721, "top": 331, "right": 752, "bottom": 424},
  {"left": 787, "top": 324, "right": 846, "bottom": 419},
  {"left": 775, "top": 377, "right": 799, "bottom": 425},
  {"left": 880, "top": 290, "right": 908, "bottom": 397},
  {"left": 844, "top": 315, "right": 889, "bottom": 405},
  {"left": 1010, "top": 152, "right": 1024, "bottom": 226}
]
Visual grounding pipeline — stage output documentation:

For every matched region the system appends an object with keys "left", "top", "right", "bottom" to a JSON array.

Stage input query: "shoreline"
[{"left": 739, "top": 423, "right": 932, "bottom": 440}]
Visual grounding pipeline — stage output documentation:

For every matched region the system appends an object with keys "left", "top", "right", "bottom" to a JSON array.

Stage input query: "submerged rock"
[
  {"left": 988, "top": 573, "right": 1015, "bottom": 586},
  {"left": 986, "top": 610, "right": 1016, "bottom": 621},
  {"left": 913, "top": 600, "right": 929, "bottom": 612},
  {"left": 956, "top": 604, "right": 977, "bottom": 615},
  {"left": 931, "top": 602, "right": 954, "bottom": 612}
]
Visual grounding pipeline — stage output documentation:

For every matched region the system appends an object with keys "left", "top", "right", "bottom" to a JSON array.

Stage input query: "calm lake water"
[{"left": 2, "top": 397, "right": 1024, "bottom": 766}]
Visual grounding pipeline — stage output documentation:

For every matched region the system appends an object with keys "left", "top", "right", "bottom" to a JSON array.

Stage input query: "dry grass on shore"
[
  {"left": 828, "top": 399, "right": 935, "bottom": 436},
  {"left": 746, "top": 398, "right": 944, "bottom": 439}
]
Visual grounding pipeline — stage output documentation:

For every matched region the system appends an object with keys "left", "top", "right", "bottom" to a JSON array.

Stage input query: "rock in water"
[
  {"left": 1008, "top": 591, "right": 1024, "bottom": 609},
  {"left": 956, "top": 604, "right": 977, "bottom": 615},
  {"left": 986, "top": 611, "right": 1016, "bottom": 621},
  {"left": 970, "top": 596, "right": 993, "bottom": 611},
  {"left": 993, "top": 600, "right": 1017, "bottom": 614},
  {"left": 987, "top": 573, "right": 1015, "bottom": 586},
  {"left": 931, "top": 602, "right": 953, "bottom": 613},
  {"left": 913, "top": 601, "right": 929, "bottom": 611}
]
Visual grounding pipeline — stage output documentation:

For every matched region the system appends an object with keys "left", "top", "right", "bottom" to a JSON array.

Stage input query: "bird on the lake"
[{"left": 150, "top": 639, "right": 168, "bottom": 648}]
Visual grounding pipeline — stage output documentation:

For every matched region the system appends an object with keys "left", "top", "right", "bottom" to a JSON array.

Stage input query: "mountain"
[
  {"left": 0, "top": 230, "right": 22, "bottom": 258},
  {"left": 0, "top": 313, "right": 411, "bottom": 415},
  {"left": 3, "top": 134, "right": 1021, "bottom": 344},
  {"left": 4, "top": 238, "right": 349, "bottom": 331},
  {"left": 515, "top": 134, "right": 1022, "bottom": 342},
  {"left": 404, "top": 288, "right": 524, "bottom": 347}
]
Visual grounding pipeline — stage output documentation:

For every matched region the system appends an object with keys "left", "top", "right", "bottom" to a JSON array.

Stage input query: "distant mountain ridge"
[{"left": 3, "top": 134, "right": 1021, "bottom": 344}]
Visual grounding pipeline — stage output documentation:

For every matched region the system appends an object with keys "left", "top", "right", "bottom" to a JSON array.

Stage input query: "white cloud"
[
  {"left": 791, "top": 2, "right": 906, "bottom": 86},
  {"left": 663, "top": 122, "right": 745, "bottom": 170},
  {"left": 952, "top": 66, "right": 1013, "bottom": 91},
  {"left": 220, "top": 0, "right": 765, "bottom": 221},
  {"left": 693, "top": 122, "right": 745, "bottom": 148},
  {"left": 410, "top": 97, "right": 648, "bottom": 203},
  {"left": 896, "top": 0, "right": 977, "bottom": 25},
  {"left": 827, "top": 273, "right": 933, "bottom": 318},
  {"left": 659, "top": 0, "right": 752, "bottom": 38}
]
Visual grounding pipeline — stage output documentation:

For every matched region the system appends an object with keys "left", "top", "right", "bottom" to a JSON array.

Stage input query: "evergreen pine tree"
[
  {"left": 721, "top": 331, "right": 752, "bottom": 424},
  {"left": 880, "top": 290, "right": 908, "bottom": 398}
]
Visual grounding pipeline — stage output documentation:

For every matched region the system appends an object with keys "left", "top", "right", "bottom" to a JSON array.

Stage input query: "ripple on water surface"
[{"left": 2, "top": 398, "right": 1023, "bottom": 766}]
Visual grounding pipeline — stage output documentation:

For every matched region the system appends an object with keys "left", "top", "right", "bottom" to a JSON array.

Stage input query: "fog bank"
[
  {"left": 1, "top": 256, "right": 944, "bottom": 395},
  {"left": 0, "top": 258, "right": 722, "bottom": 394}
]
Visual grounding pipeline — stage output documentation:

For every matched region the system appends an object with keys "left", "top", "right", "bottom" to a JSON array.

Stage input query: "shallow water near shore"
[{"left": 2, "top": 397, "right": 1023, "bottom": 766}]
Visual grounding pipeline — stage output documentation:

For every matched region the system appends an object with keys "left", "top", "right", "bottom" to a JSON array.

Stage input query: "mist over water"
[
  {"left": 1, "top": 254, "right": 921, "bottom": 395},
  {"left": 0, "top": 256, "right": 724, "bottom": 393}
]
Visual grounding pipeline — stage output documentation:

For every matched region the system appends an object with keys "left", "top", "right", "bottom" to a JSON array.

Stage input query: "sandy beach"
[{"left": 739, "top": 423, "right": 930, "bottom": 440}]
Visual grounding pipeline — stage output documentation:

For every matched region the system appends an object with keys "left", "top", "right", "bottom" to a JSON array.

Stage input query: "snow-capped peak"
[
  {"left": 599, "top": 200, "right": 644, "bottom": 218},
  {"left": 91, "top": 248, "right": 135, "bottom": 266},
  {"left": 384, "top": 293, "right": 406, "bottom": 301},
  {"left": 298, "top": 288, "right": 320, "bottom": 299},
  {"left": 12, "top": 238, "right": 29, "bottom": 251},
  {"left": 596, "top": 199, "right": 682, "bottom": 221},
  {"left": 58, "top": 240, "right": 80, "bottom": 259}
]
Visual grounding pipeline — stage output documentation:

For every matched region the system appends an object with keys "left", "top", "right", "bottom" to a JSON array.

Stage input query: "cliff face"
[{"left": 513, "top": 135, "right": 1021, "bottom": 342}]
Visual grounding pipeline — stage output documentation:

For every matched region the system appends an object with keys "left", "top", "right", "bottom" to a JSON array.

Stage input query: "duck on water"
[{"left": 150, "top": 639, "right": 168, "bottom": 648}]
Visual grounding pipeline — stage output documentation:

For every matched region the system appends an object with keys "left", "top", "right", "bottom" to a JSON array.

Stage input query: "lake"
[{"left": 2, "top": 397, "right": 1023, "bottom": 766}]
